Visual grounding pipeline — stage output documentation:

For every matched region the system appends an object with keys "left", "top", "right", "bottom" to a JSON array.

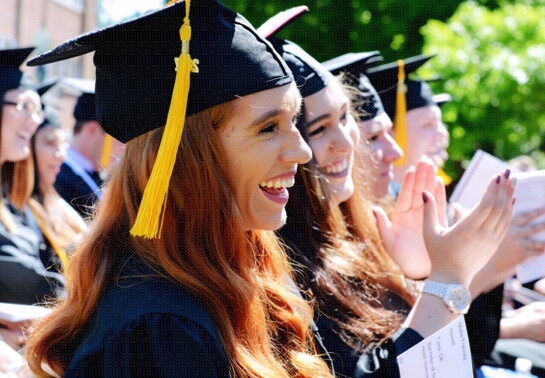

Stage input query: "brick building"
[{"left": 1, "top": 0, "right": 98, "bottom": 130}]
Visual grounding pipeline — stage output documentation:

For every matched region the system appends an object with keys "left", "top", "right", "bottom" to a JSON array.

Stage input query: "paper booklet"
[
  {"left": 397, "top": 316, "right": 473, "bottom": 377},
  {"left": 0, "top": 302, "right": 52, "bottom": 323},
  {"left": 449, "top": 149, "right": 545, "bottom": 283}
]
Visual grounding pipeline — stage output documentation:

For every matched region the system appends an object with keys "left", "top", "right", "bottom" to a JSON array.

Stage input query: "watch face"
[{"left": 448, "top": 285, "right": 471, "bottom": 313}]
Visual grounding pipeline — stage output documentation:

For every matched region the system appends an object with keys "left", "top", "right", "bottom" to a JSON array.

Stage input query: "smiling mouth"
[
  {"left": 259, "top": 177, "right": 295, "bottom": 194},
  {"left": 320, "top": 159, "right": 349, "bottom": 178}
]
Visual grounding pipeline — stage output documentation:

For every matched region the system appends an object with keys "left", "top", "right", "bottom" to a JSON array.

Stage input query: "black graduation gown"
[
  {"left": 0, "top": 200, "right": 64, "bottom": 304},
  {"left": 54, "top": 161, "right": 101, "bottom": 218},
  {"left": 278, "top": 224, "right": 424, "bottom": 377},
  {"left": 65, "top": 266, "right": 231, "bottom": 378}
]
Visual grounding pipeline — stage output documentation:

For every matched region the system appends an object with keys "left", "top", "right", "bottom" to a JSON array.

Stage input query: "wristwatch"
[{"left": 422, "top": 280, "right": 471, "bottom": 314}]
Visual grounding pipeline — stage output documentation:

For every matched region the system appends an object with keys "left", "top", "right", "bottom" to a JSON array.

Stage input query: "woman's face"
[
  {"left": 359, "top": 112, "right": 403, "bottom": 200},
  {"left": 304, "top": 80, "right": 356, "bottom": 205},
  {"left": 217, "top": 82, "right": 312, "bottom": 231},
  {"left": 1, "top": 89, "right": 42, "bottom": 163},
  {"left": 33, "top": 125, "right": 67, "bottom": 188},
  {"left": 393, "top": 105, "right": 448, "bottom": 182}
]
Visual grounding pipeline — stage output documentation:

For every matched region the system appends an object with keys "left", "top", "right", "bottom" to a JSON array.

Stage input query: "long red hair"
[{"left": 25, "top": 101, "right": 332, "bottom": 377}]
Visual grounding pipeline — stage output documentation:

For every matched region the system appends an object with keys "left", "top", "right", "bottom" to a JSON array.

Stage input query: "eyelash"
[{"left": 260, "top": 123, "right": 278, "bottom": 134}]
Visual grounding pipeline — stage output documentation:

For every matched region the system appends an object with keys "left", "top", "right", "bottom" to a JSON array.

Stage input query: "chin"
[{"left": 245, "top": 211, "right": 287, "bottom": 232}]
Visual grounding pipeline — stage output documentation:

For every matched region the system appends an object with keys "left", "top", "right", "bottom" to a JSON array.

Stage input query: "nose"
[
  {"left": 329, "top": 122, "right": 354, "bottom": 155},
  {"left": 438, "top": 122, "right": 449, "bottom": 145},
  {"left": 281, "top": 126, "right": 312, "bottom": 165},
  {"left": 383, "top": 133, "right": 403, "bottom": 164}
]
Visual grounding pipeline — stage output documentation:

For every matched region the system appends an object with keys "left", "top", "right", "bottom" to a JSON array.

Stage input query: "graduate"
[
  {"left": 259, "top": 13, "right": 517, "bottom": 375},
  {"left": 54, "top": 79, "right": 104, "bottom": 218},
  {"left": 24, "top": 1, "right": 332, "bottom": 377},
  {"left": 0, "top": 47, "right": 64, "bottom": 306}
]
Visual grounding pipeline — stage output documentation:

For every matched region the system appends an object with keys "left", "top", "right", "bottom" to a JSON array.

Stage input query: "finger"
[
  {"left": 513, "top": 206, "right": 545, "bottom": 227},
  {"left": 434, "top": 176, "right": 448, "bottom": 228},
  {"left": 522, "top": 221, "right": 545, "bottom": 238},
  {"left": 462, "top": 173, "right": 502, "bottom": 229},
  {"left": 396, "top": 166, "right": 416, "bottom": 213},
  {"left": 522, "top": 239, "right": 545, "bottom": 256},
  {"left": 372, "top": 205, "right": 392, "bottom": 237},
  {"left": 492, "top": 174, "right": 517, "bottom": 235},
  {"left": 422, "top": 190, "right": 440, "bottom": 241},
  {"left": 412, "top": 159, "right": 434, "bottom": 208}
]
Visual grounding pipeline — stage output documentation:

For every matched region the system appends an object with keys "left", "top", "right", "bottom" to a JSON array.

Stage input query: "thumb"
[
  {"left": 422, "top": 191, "right": 440, "bottom": 240},
  {"left": 372, "top": 205, "right": 391, "bottom": 237}
]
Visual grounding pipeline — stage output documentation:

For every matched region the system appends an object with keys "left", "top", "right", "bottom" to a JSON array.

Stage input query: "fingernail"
[
  {"left": 512, "top": 197, "right": 517, "bottom": 206},
  {"left": 510, "top": 177, "right": 518, "bottom": 188},
  {"left": 504, "top": 169, "right": 511, "bottom": 179},
  {"left": 422, "top": 191, "right": 429, "bottom": 203},
  {"left": 496, "top": 175, "right": 501, "bottom": 184}
]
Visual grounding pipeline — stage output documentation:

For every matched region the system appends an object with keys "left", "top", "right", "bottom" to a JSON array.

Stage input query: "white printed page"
[
  {"left": 397, "top": 316, "right": 473, "bottom": 378},
  {"left": 513, "top": 170, "right": 545, "bottom": 283},
  {"left": 449, "top": 149, "right": 514, "bottom": 208}
]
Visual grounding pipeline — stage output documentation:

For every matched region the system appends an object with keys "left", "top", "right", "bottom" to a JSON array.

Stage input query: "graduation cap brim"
[
  {"left": 0, "top": 47, "right": 36, "bottom": 68},
  {"left": 366, "top": 54, "right": 435, "bottom": 88},
  {"left": 27, "top": 4, "right": 174, "bottom": 67},
  {"left": 321, "top": 51, "right": 383, "bottom": 76},
  {"left": 0, "top": 46, "right": 36, "bottom": 96},
  {"left": 37, "top": 80, "right": 58, "bottom": 97},
  {"left": 257, "top": 6, "right": 309, "bottom": 39}
]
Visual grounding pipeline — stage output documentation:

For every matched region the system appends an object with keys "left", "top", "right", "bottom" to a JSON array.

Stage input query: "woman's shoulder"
[{"left": 68, "top": 277, "right": 230, "bottom": 377}]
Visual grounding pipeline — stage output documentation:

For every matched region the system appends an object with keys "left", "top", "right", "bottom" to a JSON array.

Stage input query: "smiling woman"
[{"left": 24, "top": 1, "right": 332, "bottom": 377}]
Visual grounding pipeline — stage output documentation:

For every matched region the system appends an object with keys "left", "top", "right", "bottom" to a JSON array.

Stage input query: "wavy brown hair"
[
  {"left": 0, "top": 104, "right": 35, "bottom": 232},
  {"left": 25, "top": 100, "right": 332, "bottom": 378},
  {"left": 279, "top": 79, "right": 412, "bottom": 353}
]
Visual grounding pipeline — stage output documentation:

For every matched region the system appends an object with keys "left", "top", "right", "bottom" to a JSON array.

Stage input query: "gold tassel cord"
[
  {"left": 130, "top": 0, "right": 196, "bottom": 239},
  {"left": 393, "top": 60, "right": 408, "bottom": 167},
  {"left": 99, "top": 134, "right": 114, "bottom": 170}
]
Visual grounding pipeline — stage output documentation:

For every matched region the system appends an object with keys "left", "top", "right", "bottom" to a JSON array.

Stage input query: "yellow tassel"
[
  {"left": 437, "top": 168, "right": 453, "bottom": 186},
  {"left": 393, "top": 60, "right": 408, "bottom": 167},
  {"left": 100, "top": 134, "right": 113, "bottom": 169},
  {"left": 130, "top": 0, "right": 196, "bottom": 239}
]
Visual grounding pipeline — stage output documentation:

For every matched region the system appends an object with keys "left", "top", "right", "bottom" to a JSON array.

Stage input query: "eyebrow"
[
  {"left": 306, "top": 113, "right": 330, "bottom": 129},
  {"left": 250, "top": 109, "right": 283, "bottom": 127}
]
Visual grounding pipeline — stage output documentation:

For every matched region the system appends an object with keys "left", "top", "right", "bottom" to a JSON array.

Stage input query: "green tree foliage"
[
  {"left": 220, "top": 0, "right": 509, "bottom": 63},
  {"left": 420, "top": 1, "right": 545, "bottom": 176}
]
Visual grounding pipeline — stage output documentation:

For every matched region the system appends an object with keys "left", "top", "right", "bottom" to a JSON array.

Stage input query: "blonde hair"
[{"left": 26, "top": 101, "right": 332, "bottom": 377}]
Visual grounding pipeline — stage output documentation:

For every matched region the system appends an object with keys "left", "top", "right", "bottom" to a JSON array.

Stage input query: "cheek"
[{"left": 308, "top": 139, "right": 327, "bottom": 166}]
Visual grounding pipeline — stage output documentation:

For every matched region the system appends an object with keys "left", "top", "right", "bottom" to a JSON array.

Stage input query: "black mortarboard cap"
[
  {"left": 366, "top": 54, "right": 435, "bottom": 120},
  {"left": 28, "top": 0, "right": 293, "bottom": 239},
  {"left": 257, "top": 6, "right": 329, "bottom": 98},
  {"left": 269, "top": 38, "right": 331, "bottom": 98},
  {"left": 321, "top": 51, "right": 385, "bottom": 121},
  {"left": 73, "top": 93, "right": 96, "bottom": 123},
  {"left": 61, "top": 77, "right": 97, "bottom": 123},
  {"left": 28, "top": 0, "right": 292, "bottom": 143},
  {"left": 321, "top": 51, "right": 383, "bottom": 76},
  {"left": 0, "top": 47, "right": 36, "bottom": 97}
]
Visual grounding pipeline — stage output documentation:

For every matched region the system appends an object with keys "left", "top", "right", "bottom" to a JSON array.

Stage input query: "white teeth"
[
  {"left": 323, "top": 159, "right": 348, "bottom": 174},
  {"left": 260, "top": 177, "right": 295, "bottom": 189}
]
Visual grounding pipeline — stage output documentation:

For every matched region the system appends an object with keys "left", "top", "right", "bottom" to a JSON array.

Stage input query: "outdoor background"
[{"left": 8, "top": 0, "right": 545, "bottom": 183}]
